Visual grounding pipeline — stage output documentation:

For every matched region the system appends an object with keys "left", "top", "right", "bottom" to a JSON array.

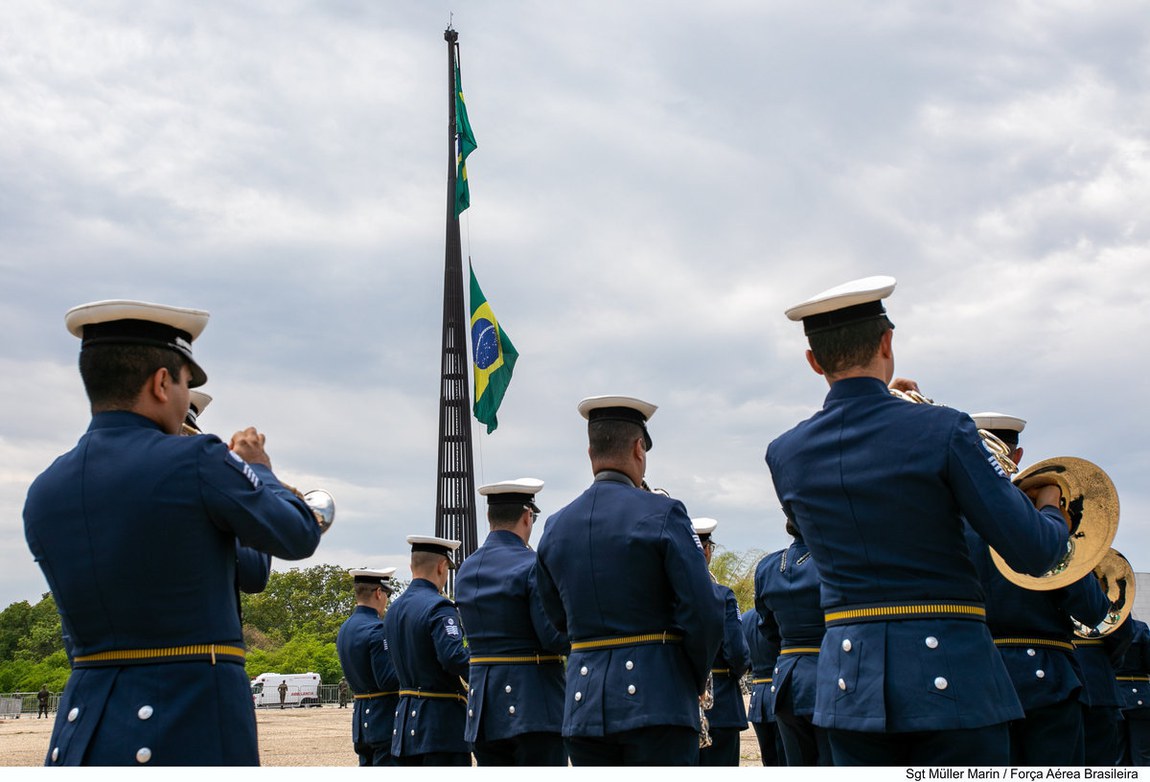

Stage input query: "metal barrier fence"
[
  {"left": 2, "top": 685, "right": 350, "bottom": 717},
  {"left": 0, "top": 692, "right": 62, "bottom": 718}
]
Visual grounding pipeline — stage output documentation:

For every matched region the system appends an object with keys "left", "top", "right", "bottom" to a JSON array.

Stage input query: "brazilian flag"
[
  {"left": 454, "top": 62, "right": 477, "bottom": 218},
  {"left": 470, "top": 263, "right": 517, "bottom": 433}
]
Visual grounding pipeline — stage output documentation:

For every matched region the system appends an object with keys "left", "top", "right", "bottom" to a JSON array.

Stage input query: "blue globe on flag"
[{"left": 472, "top": 318, "right": 499, "bottom": 369}]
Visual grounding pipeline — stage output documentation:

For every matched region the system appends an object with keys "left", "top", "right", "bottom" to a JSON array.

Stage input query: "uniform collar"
[
  {"left": 593, "top": 469, "right": 637, "bottom": 487},
  {"left": 353, "top": 604, "right": 380, "bottom": 617},
  {"left": 825, "top": 376, "right": 890, "bottom": 403},
  {"left": 487, "top": 528, "right": 528, "bottom": 548},
  {"left": 88, "top": 410, "right": 166, "bottom": 432}
]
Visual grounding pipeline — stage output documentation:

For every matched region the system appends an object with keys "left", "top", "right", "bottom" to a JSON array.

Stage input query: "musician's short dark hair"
[
  {"left": 79, "top": 344, "right": 188, "bottom": 410},
  {"left": 354, "top": 582, "right": 382, "bottom": 602},
  {"left": 588, "top": 419, "right": 644, "bottom": 461},
  {"left": 807, "top": 316, "right": 893, "bottom": 376},
  {"left": 488, "top": 503, "right": 526, "bottom": 529}
]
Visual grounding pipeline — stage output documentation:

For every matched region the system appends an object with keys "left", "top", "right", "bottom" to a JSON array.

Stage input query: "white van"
[{"left": 250, "top": 672, "right": 322, "bottom": 708}]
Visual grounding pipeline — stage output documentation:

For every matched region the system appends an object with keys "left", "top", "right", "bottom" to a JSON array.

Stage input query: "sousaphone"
[{"left": 989, "top": 456, "right": 1119, "bottom": 591}]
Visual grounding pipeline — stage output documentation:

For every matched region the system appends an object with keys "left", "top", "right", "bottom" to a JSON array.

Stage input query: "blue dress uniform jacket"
[
  {"left": 743, "top": 608, "right": 784, "bottom": 765},
  {"left": 755, "top": 541, "right": 824, "bottom": 721},
  {"left": 965, "top": 525, "right": 1107, "bottom": 710},
  {"left": 1117, "top": 620, "right": 1150, "bottom": 765},
  {"left": 336, "top": 605, "right": 399, "bottom": 764},
  {"left": 454, "top": 529, "right": 568, "bottom": 743},
  {"left": 707, "top": 582, "right": 750, "bottom": 731},
  {"left": 23, "top": 411, "right": 322, "bottom": 766},
  {"left": 384, "top": 578, "right": 471, "bottom": 758},
  {"left": 535, "top": 471, "right": 725, "bottom": 737},
  {"left": 743, "top": 608, "right": 779, "bottom": 726},
  {"left": 766, "top": 377, "right": 1070, "bottom": 733}
]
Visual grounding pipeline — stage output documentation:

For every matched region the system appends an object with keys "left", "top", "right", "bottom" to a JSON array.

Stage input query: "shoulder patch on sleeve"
[
  {"left": 226, "top": 450, "right": 263, "bottom": 489},
  {"left": 444, "top": 616, "right": 461, "bottom": 638},
  {"left": 980, "top": 440, "right": 1009, "bottom": 479}
]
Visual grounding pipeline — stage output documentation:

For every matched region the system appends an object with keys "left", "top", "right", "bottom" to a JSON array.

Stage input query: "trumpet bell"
[
  {"left": 302, "top": 489, "right": 336, "bottom": 534},
  {"left": 1072, "top": 549, "right": 1135, "bottom": 639},
  {"left": 990, "top": 457, "right": 1119, "bottom": 591}
]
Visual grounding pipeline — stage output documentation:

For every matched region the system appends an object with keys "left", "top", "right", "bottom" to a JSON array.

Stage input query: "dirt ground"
[{"left": 0, "top": 704, "right": 765, "bottom": 766}]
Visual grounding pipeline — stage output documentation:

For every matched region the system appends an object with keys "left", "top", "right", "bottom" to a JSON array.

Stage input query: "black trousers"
[
  {"left": 396, "top": 751, "right": 473, "bottom": 766},
  {"left": 1009, "top": 699, "right": 1084, "bottom": 766},
  {"left": 750, "top": 720, "right": 786, "bottom": 766},
  {"left": 566, "top": 725, "right": 699, "bottom": 766},
  {"left": 354, "top": 741, "right": 397, "bottom": 766},
  {"left": 777, "top": 710, "right": 832, "bottom": 765},
  {"left": 828, "top": 722, "right": 1010, "bottom": 766},
  {"left": 473, "top": 732, "right": 567, "bottom": 766},
  {"left": 1083, "top": 704, "right": 1121, "bottom": 766},
  {"left": 698, "top": 726, "right": 741, "bottom": 766}
]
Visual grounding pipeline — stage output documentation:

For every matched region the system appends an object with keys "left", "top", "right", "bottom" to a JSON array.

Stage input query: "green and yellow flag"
[
  {"left": 469, "top": 263, "right": 517, "bottom": 433},
  {"left": 454, "top": 62, "right": 477, "bottom": 217}
]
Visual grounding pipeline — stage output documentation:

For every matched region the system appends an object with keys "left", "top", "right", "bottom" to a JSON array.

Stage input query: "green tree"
[
  {"left": 711, "top": 548, "right": 766, "bottom": 613},
  {"left": 245, "top": 632, "right": 342, "bottom": 684},
  {"left": 241, "top": 564, "right": 355, "bottom": 642}
]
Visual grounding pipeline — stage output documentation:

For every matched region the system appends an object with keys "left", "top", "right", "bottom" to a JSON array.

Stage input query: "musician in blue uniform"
[
  {"left": 1117, "top": 618, "right": 1150, "bottom": 765},
  {"left": 1076, "top": 627, "right": 1131, "bottom": 765},
  {"left": 693, "top": 517, "right": 750, "bottom": 766},
  {"left": 963, "top": 411, "right": 1111, "bottom": 765},
  {"left": 755, "top": 520, "right": 830, "bottom": 765},
  {"left": 23, "top": 300, "right": 323, "bottom": 766},
  {"left": 767, "top": 277, "right": 1071, "bottom": 765},
  {"left": 335, "top": 567, "right": 399, "bottom": 766},
  {"left": 454, "top": 478, "right": 569, "bottom": 766},
  {"left": 535, "top": 395, "right": 724, "bottom": 766},
  {"left": 742, "top": 607, "right": 784, "bottom": 765},
  {"left": 385, "top": 535, "right": 471, "bottom": 766}
]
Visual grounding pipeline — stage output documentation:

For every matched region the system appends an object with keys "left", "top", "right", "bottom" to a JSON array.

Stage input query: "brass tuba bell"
[
  {"left": 989, "top": 457, "right": 1119, "bottom": 591},
  {"left": 1070, "top": 548, "right": 1135, "bottom": 638}
]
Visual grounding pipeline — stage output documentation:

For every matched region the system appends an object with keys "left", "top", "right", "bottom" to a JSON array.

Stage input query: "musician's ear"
[{"left": 805, "top": 349, "right": 825, "bottom": 377}]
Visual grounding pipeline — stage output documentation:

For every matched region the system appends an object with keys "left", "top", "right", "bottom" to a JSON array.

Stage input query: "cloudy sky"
[{"left": 2, "top": 1, "right": 1149, "bottom": 609}]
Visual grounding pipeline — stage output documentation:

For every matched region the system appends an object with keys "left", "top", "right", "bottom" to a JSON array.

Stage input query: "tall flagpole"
[{"left": 435, "top": 27, "right": 478, "bottom": 591}]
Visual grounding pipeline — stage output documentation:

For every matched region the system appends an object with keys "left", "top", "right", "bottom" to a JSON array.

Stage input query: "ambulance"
[{"left": 250, "top": 672, "right": 322, "bottom": 708}]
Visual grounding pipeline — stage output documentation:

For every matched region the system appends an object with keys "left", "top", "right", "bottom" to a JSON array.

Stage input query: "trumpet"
[{"left": 282, "top": 484, "right": 336, "bottom": 534}]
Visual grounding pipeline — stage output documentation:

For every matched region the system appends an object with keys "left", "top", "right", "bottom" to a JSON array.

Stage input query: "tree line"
[{"left": 0, "top": 551, "right": 762, "bottom": 693}]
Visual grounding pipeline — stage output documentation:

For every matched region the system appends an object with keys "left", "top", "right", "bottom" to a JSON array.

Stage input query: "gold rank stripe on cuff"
[
  {"left": 994, "top": 637, "right": 1076, "bottom": 652},
  {"left": 73, "top": 643, "right": 246, "bottom": 667},
  {"left": 398, "top": 689, "right": 468, "bottom": 704},
  {"left": 1073, "top": 639, "right": 1105, "bottom": 647},
  {"left": 469, "top": 654, "right": 565, "bottom": 665},
  {"left": 780, "top": 647, "right": 821, "bottom": 655},
  {"left": 1117, "top": 675, "right": 1150, "bottom": 682},
  {"left": 353, "top": 691, "right": 399, "bottom": 699},
  {"left": 570, "top": 632, "right": 683, "bottom": 651},
  {"left": 752, "top": 678, "right": 773, "bottom": 685},
  {"left": 824, "top": 602, "right": 986, "bottom": 626}
]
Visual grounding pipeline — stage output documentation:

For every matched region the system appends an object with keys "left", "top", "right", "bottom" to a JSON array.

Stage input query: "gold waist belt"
[
  {"left": 73, "top": 643, "right": 245, "bottom": 668},
  {"left": 469, "top": 654, "right": 565, "bottom": 665},
  {"left": 570, "top": 632, "right": 683, "bottom": 652},
  {"left": 780, "top": 646, "right": 821, "bottom": 655},
  {"left": 1074, "top": 639, "right": 1105, "bottom": 647},
  {"left": 1117, "top": 675, "right": 1150, "bottom": 682},
  {"left": 752, "top": 678, "right": 773, "bottom": 685},
  {"left": 994, "top": 637, "right": 1075, "bottom": 652},
  {"left": 398, "top": 688, "right": 467, "bottom": 704},
  {"left": 825, "top": 602, "right": 986, "bottom": 627},
  {"left": 354, "top": 691, "right": 398, "bottom": 699}
]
